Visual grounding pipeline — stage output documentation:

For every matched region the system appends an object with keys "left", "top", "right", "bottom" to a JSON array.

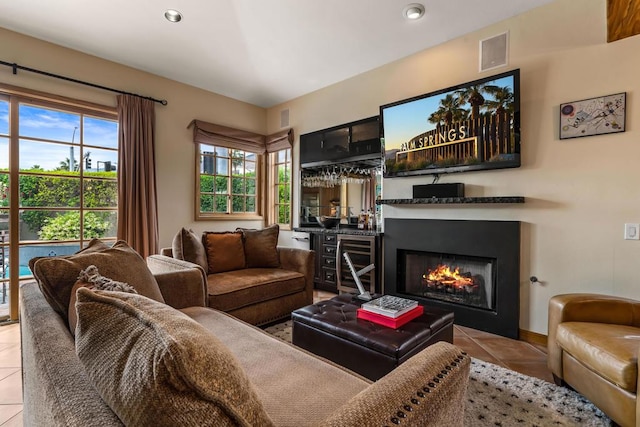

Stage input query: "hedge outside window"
[
  {"left": 269, "top": 149, "right": 292, "bottom": 228},
  {"left": 197, "top": 144, "right": 261, "bottom": 219},
  {"left": 189, "top": 119, "right": 292, "bottom": 221},
  {"left": 16, "top": 107, "right": 118, "bottom": 242}
]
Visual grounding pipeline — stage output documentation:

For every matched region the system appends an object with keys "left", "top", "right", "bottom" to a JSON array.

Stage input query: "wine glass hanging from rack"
[{"left": 302, "top": 165, "right": 373, "bottom": 188}]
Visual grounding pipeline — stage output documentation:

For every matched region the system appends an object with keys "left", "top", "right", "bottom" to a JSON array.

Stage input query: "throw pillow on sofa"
[
  {"left": 203, "top": 231, "right": 246, "bottom": 274},
  {"left": 74, "top": 288, "right": 275, "bottom": 427},
  {"left": 68, "top": 265, "right": 138, "bottom": 336},
  {"left": 171, "top": 227, "right": 208, "bottom": 272},
  {"left": 236, "top": 224, "right": 280, "bottom": 268},
  {"left": 30, "top": 239, "right": 164, "bottom": 320}
]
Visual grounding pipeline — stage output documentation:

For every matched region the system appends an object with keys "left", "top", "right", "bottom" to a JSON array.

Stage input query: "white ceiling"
[{"left": 0, "top": 0, "right": 553, "bottom": 108}]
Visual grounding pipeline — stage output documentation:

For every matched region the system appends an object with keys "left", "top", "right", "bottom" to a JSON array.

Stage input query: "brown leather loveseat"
[
  {"left": 548, "top": 293, "right": 640, "bottom": 427},
  {"left": 151, "top": 225, "right": 314, "bottom": 326}
]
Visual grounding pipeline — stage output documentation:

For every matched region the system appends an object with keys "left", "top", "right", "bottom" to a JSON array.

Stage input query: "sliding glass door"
[
  {"left": 0, "top": 95, "right": 9, "bottom": 318},
  {"left": 0, "top": 88, "right": 118, "bottom": 321}
]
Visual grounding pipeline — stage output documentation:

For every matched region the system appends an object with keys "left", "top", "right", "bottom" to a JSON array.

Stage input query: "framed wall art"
[{"left": 559, "top": 92, "right": 626, "bottom": 140}]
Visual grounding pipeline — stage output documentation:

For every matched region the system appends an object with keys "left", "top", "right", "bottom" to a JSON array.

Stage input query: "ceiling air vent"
[{"left": 479, "top": 31, "right": 508, "bottom": 72}]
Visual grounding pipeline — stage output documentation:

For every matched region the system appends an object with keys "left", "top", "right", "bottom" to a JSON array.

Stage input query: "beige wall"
[
  {"left": 0, "top": 27, "right": 266, "bottom": 246},
  {"left": 267, "top": 0, "right": 640, "bottom": 334},
  {"left": 2, "top": 0, "right": 639, "bottom": 334}
]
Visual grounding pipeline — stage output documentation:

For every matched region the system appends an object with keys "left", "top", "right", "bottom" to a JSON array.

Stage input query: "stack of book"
[{"left": 357, "top": 295, "right": 423, "bottom": 329}]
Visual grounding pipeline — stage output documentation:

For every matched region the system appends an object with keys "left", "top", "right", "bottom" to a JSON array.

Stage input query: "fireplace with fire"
[
  {"left": 385, "top": 219, "right": 520, "bottom": 339},
  {"left": 402, "top": 251, "right": 495, "bottom": 310}
]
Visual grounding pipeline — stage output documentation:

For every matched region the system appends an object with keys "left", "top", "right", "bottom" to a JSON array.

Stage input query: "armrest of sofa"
[
  {"left": 278, "top": 247, "right": 315, "bottom": 303},
  {"left": 318, "top": 342, "right": 470, "bottom": 427},
  {"left": 548, "top": 293, "right": 640, "bottom": 378},
  {"left": 160, "top": 247, "right": 173, "bottom": 257},
  {"left": 147, "top": 255, "right": 207, "bottom": 309}
]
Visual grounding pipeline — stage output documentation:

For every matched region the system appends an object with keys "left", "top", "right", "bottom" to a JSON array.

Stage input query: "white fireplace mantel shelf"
[{"left": 376, "top": 196, "right": 525, "bottom": 205}]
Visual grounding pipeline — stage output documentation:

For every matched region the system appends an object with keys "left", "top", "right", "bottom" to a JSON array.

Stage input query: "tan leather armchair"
[{"left": 548, "top": 293, "right": 640, "bottom": 427}]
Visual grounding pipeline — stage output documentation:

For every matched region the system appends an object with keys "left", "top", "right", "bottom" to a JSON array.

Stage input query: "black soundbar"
[{"left": 412, "top": 183, "right": 465, "bottom": 199}]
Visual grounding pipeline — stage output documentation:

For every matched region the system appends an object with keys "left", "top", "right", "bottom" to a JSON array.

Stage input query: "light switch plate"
[{"left": 624, "top": 223, "right": 640, "bottom": 240}]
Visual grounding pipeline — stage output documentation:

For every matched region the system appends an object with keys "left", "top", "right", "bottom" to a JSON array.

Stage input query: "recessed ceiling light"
[
  {"left": 403, "top": 3, "right": 425, "bottom": 20},
  {"left": 164, "top": 9, "right": 182, "bottom": 23}
]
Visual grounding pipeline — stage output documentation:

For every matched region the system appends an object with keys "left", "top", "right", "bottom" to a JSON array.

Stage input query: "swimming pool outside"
[{"left": 2, "top": 265, "right": 32, "bottom": 277}]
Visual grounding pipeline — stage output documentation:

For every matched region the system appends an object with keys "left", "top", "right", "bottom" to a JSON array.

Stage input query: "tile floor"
[
  {"left": 0, "top": 291, "right": 552, "bottom": 426},
  {"left": 0, "top": 322, "right": 22, "bottom": 427}
]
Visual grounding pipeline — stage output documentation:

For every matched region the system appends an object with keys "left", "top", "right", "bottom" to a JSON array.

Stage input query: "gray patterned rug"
[{"left": 264, "top": 320, "right": 611, "bottom": 427}]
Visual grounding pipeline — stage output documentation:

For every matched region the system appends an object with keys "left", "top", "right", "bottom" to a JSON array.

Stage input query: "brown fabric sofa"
[
  {"left": 548, "top": 293, "right": 640, "bottom": 427},
  {"left": 21, "top": 241, "right": 471, "bottom": 426},
  {"left": 156, "top": 226, "right": 315, "bottom": 326}
]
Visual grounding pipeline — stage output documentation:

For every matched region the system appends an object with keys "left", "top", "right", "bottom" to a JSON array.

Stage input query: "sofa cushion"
[
  {"left": 236, "top": 224, "right": 280, "bottom": 268},
  {"left": 557, "top": 321, "right": 640, "bottom": 392},
  {"left": 207, "top": 268, "right": 305, "bottom": 312},
  {"left": 31, "top": 239, "right": 164, "bottom": 319},
  {"left": 74, "top": 288, "right": 275, "bottom": 427},
  {"left": 204, "top": 231, "right": 246, "bottom": 274},
  {"left": 68, "top": 265, "right": 138, "bottom": 336},
  {"left": 172, "top": 227, "right": 208, "bottom": 271},
  {"left": 181, "top": 306, "right": 370, "bottom": 427}
]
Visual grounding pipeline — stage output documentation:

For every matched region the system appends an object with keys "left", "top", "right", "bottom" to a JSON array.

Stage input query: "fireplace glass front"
[{"left": 399, "top": 250, "right": 496, "bottom": 311}]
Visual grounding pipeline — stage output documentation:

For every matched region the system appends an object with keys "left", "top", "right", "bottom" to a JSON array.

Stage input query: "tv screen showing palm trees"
[{"left": 381, "top": 69, "right": 520, "bottom": 177}]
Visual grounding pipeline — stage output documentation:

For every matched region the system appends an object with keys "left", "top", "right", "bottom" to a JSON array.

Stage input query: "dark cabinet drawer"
[
  {"left": 311, "top": 231, "right": 339, "bottom": 293},
  {"left": 323, "top": 245, "right": 337, "bottom": 256},
  {"left": 323, "top": 268, "right": 336, "bottom": 284},
  {"left": 322, "top": 256, "right": 337, "bottom": 268},
  {"left": 324, "top": 234, "right": 337, "bottom": 243}
]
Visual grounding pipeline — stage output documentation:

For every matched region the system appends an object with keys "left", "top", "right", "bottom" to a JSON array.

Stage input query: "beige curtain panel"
[
  {"left": 117, "top": 95, "right": 159, "bottom": 258},
  {"left": 188, "top": 119, "right": 293, "bottom": 153}
]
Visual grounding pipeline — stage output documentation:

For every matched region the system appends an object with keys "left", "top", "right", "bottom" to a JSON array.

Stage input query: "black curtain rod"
[{"left": 0, "top": 59, "right": 168, "bottom": 106}]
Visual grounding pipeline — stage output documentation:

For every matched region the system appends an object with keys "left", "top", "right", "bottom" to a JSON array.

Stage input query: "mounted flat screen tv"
[{"left": 381, "top": 69, "right": 520, "bottom": 177}]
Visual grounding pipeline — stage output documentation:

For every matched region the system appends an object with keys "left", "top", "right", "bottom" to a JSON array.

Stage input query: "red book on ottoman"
[{"left": 357, "top": 305, "right": 424, "bottom": 329}]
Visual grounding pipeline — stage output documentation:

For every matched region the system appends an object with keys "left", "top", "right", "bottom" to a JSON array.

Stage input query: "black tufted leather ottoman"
[{"left": 291, "top": 294, "right": 454, "bottom": 381}]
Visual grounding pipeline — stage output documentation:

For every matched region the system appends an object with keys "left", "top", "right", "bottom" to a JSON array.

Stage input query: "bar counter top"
[{"left": 293, "top": 227, "right": 383, "bottom": 236}]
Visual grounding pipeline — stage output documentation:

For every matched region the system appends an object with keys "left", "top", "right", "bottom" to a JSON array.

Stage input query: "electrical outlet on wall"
[{"left": 624, "top": 223, "right": 640, "bottom": 240}]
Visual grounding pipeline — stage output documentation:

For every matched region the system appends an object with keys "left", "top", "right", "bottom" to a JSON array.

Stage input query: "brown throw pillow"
[
  {"left": 237, "top": 224, "right": 280, "bottom": 268},
  {"left": 203, "top": 231, "right": 246, "bottom": 274},
  {"left": 68, "top": 265, "right": 138, "bottom": 336},
  {"left": 31, "top": 240, "right": 164, "bottom": 320},
  {"left": 74, "top": 288, "right": 274, "bottom": 427},
  {"left": 171, "top": 228, "right": 208, "bottom": 272},
  {"left": 28, "top": 238, "right": 110, "bottom": 275}
]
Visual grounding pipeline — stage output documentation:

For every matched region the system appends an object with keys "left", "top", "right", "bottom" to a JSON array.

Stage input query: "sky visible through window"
[
  {"left": 0, "top": 100, "right": 8, "bottom": 135},
  {"left": 15, "top": 104, "right": 118, "bottom": 171},
  {"left": 0, "top": 101, "right": 7, "bottom": 170}
]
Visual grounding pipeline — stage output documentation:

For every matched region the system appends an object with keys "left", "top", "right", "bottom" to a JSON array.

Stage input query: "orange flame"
[{"left": 423, "top": 264, "right": 474, "bottom": 289}]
